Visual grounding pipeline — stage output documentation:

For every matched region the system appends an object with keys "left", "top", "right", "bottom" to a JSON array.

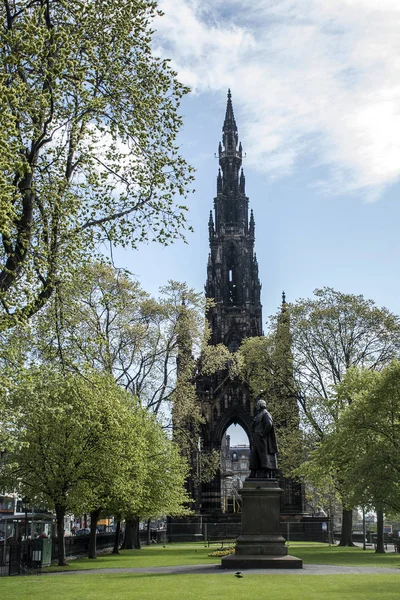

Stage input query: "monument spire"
[
  {"left": 205, "top": 90, "right": 262, "bottom": 346},
  {"left": 218, "top": 90, "right": 243, "bottom": 197},
  {"left": 194, "top": 91, "right": 304, "bottom": 519},
  {"left": 222, "top": 89, "right": 238, "bottom": 151}
]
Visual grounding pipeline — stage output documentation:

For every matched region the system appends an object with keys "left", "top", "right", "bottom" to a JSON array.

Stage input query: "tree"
[
  {"left": 0, "top": 265, "right": 225, "bottom": 535},
  {"left": 0, "top": 367, "right": 149, "bottom": 565},
  {"left": 289, "top": 288, "right": 400, "bottom": 545},
  {"left": 31, "top": 264, "right": 211, "bottom": 420},
  {"left": 326, "top": 364, "right": 400, "bottom": 552},
  {"left": 119, "top": 415, "right": 191, "bottom": 550},
  {"left": 0, "top": 0, "right": 193, "bottom": 329},
  {"left": 236, "top": 300, "right": 303, "bottom": 477},
  {"left": 32, "top": 264, "right": 224, "bottom": 482}
]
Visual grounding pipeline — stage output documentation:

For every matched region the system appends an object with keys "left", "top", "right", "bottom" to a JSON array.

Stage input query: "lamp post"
[
  {"left": 22, "top": 497, "right": 30, "bottom": 540},
  {"left": 362, "top": 507, "right": 366, "bottom": 551}
]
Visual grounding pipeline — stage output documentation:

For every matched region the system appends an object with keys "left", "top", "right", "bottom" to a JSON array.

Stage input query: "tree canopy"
[
  {"left": 0, "top": 0, "right": 193, "bottom": 329},
  {"left": 290, "top": 287, "right": 400, "bottom": 437},
  {"left": 0, "top": 365, "right": 190, "bottom": 564},
  {"left": 288, "top": 288, "right": 400, "bottom": 544}
]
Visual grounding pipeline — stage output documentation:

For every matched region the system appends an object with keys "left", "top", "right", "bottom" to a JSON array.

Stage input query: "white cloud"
[{"left": 155, "top": 0, "right": 400, "bottom": 196}]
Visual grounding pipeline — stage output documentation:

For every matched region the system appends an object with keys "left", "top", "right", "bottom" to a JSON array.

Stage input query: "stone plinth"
[{"left": 221, "top": 478, "right": 302, "bottom": 569}]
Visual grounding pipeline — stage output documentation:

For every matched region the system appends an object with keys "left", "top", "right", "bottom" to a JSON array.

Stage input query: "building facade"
[{"left": 220, "top": 434, "right": 250, "bottom": 513}]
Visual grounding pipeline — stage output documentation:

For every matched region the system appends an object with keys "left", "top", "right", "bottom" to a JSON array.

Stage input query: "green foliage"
[
  {"left": 323, "top": 363, "right": 400, "bottom": 513},
  {"left": 0, "top": 0, "right": 194, "bottom": 328},
  {"left": 121, "top": 416, "right": 191, "bottom": 520},
  {"left": 237, "top": 330, "right": 303, "bottom": 476},
  {"left": 0, "top": 364, "right": 190, "bottom": 530},
  {"left": 289, "top": 287, "right": 400, "bottom": 438},
  {"left": 0, "top": 368, "right": 139, "bottom": 512},
  {"left": 287, "top": 289, "right": 400, "bottom": 517},
  {"left": 2, "top": 265, "right": 212, "bottom": 419}
]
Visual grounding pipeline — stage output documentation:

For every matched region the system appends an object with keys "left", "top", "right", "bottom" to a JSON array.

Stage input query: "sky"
[{"left": 113, "top": 1, "right": 400, "bottom": 444}]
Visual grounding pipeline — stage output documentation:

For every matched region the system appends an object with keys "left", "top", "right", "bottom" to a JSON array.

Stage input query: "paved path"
[{"left": 45, "top": 563, "right": 400, "bottom": 576}]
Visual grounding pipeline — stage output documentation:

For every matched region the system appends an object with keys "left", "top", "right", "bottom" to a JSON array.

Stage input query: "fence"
[
  {"left": 51, "top": 532, "right": 120, "bottom": 560},
  {"left": 0, "top": 540, "right": 49, "bottom": 577},
  {"left": 167, "top": 519, "right": 331, "bottom": 544}
]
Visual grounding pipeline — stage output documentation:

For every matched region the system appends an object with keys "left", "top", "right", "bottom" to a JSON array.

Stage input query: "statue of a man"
[{"left": 249, "top": 397, "right": 278, "bottom": 478}]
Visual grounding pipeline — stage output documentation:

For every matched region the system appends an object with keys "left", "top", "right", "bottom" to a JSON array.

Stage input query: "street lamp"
[{"left": 22, "top": 497, "right": 30, "bottom": 540}]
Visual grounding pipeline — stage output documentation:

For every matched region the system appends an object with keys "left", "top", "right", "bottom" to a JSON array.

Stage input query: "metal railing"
[{"left": 167, "top": 519, "right": 331, "bottom": 544}]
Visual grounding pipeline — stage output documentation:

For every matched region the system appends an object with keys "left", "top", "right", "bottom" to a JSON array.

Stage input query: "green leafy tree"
[
  {"left": 34, "top": 266, "right": 224, "bottom": 485},
  {"left": 323, "top": 364, "right": 400, "bottom": 552},
  {"left": 0, "top": 0, "right": 193, "bottom": 329},
  {"left": 0, "top": 367, "right": 148, "bottom": 566},
  {"left": 289, "top": 288, "right": 400, "bottom": 545},
  {"left": 119, "top": 414, "right": 191, "bottom": 550},
  {"left": 30, "top": 265, "right": 211, "bottom": 420}
]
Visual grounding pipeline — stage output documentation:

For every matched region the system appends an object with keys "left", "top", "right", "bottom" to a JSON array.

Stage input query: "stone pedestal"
[{"left": 221, "top": 478, "right": 302, "bottom": 569}]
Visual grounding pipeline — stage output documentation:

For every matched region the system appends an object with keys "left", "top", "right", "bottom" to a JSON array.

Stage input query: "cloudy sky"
[
  {"left": 114, "top": 2, "right": 400, "bottom": 439},
  {"left": 112, "top": 0, "right": 400, "bottom": 444},
  {"left": 116, "top": 0, "right": 400, "bottom": 308}
]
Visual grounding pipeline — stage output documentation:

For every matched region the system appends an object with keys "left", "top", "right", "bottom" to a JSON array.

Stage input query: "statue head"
[{"left": 256, "top": 398, "right": 267, "bottom": 411}]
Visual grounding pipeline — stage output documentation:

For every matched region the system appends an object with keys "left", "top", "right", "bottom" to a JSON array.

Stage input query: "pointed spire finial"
[
  {"left": 223, "top": 89, "right": 237, "bottom": 138},
  {"left": 282, "top": 291, "right": 286, "bottom": 304},
  {"left": 249, "top": 208, "right": 255, "bottom": 234},
  {"left": 217, "top": 168, "right": 222, "bottom": 193}
]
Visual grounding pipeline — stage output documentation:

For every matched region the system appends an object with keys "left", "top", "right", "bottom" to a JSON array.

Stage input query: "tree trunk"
[
  {"left": 112, "top": 519, "right": 121, "bottom": 554},
  {"left": 88, "top": 508, "right": 101, "bottom": 559},
  {"left": 55, "top": 505, "right": 67, "bottom": 566},
  {"left": 132, "top": 515, "right": 141, "bottom": 549},
  {"left": 146, "top": 518, "right": 151, "bottom": 546},
  {"left": 338, "top": 508, "right": 355, "bottom": 546},
  {"left": 122, "top": 519, "right": 134, "bottom": 549},
  {"left": 375, "top": 507, "right": 385, "bottom": 553}
]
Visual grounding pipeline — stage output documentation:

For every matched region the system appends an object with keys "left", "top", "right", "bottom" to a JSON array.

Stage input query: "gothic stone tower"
[
  {"left": 197, "top": 91, "right": 303, "bottom": 516},
  {"left": 205, "top": 90, "right": 262, "bottom": 350},
  {"left": 197, "top": 91, "right": 261, "bottom": 514}
]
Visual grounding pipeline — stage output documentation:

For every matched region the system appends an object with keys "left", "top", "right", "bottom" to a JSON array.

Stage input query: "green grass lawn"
[
  {"left": 3, "top": 543, "right": 400, "bottom": 600},
  {"left": 44, "top": 543, "right": 219, "bottom": 571},
  {"left": 288, "top": 542, "right": 400, "bottom": 568},
  {"left": 42, "top": 542, "right": 400, "bottom": 572},
  {"left": 1, "top": 572, "right": 400, "bottom": 600}
]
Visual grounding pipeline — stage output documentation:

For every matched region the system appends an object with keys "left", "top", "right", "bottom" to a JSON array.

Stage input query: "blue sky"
[
  {"left": 115, "top": 0, "right": 400, "bottom": 317},
  {"left": 113, "top": 1, "right": 400, "bottom": 443}
]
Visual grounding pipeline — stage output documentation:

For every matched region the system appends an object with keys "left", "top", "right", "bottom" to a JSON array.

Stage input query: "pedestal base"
[
  {"left": 220, "top": 478, "right": 303, "bottom": 570},
  {"left": 221, "top": 554, "right": 303, "bottom": 569}
]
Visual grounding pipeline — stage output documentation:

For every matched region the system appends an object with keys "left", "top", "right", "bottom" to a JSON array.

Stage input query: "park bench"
[{"left": 207, "top": 536, "right": 236, "bottom": 548}]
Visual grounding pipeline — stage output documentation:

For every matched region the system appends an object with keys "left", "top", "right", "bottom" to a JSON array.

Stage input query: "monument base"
[
  {"left": 221, "top": 554, "right": 303, "bottom": 569},
  {"left": 220, "top": 478, "right": 303, "bottom": 569}
]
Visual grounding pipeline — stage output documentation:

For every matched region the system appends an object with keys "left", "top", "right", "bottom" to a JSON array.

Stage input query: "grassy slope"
[{"left": 1, "top": 573, "right": 400, "bottom": 600}]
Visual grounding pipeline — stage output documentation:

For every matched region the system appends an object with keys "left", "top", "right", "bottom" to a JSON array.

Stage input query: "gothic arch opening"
[
  {"left": 220, "top": 423, "right": 250, "bottom": 513},
  {"left": 226, "top": 242, "right": 239, "bottom": 305}
]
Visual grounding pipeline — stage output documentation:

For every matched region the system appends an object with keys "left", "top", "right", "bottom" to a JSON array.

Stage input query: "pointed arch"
[{"left": 214, "top": 406, "right": 252, "bottom": 446}]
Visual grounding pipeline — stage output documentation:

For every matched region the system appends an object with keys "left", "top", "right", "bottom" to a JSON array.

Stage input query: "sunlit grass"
[
  {"left": 2, "top": 572, "right": 400, "bottom": 600},
  {"left": 42, "top": 541, "right": 400, "bottom": 572}
]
